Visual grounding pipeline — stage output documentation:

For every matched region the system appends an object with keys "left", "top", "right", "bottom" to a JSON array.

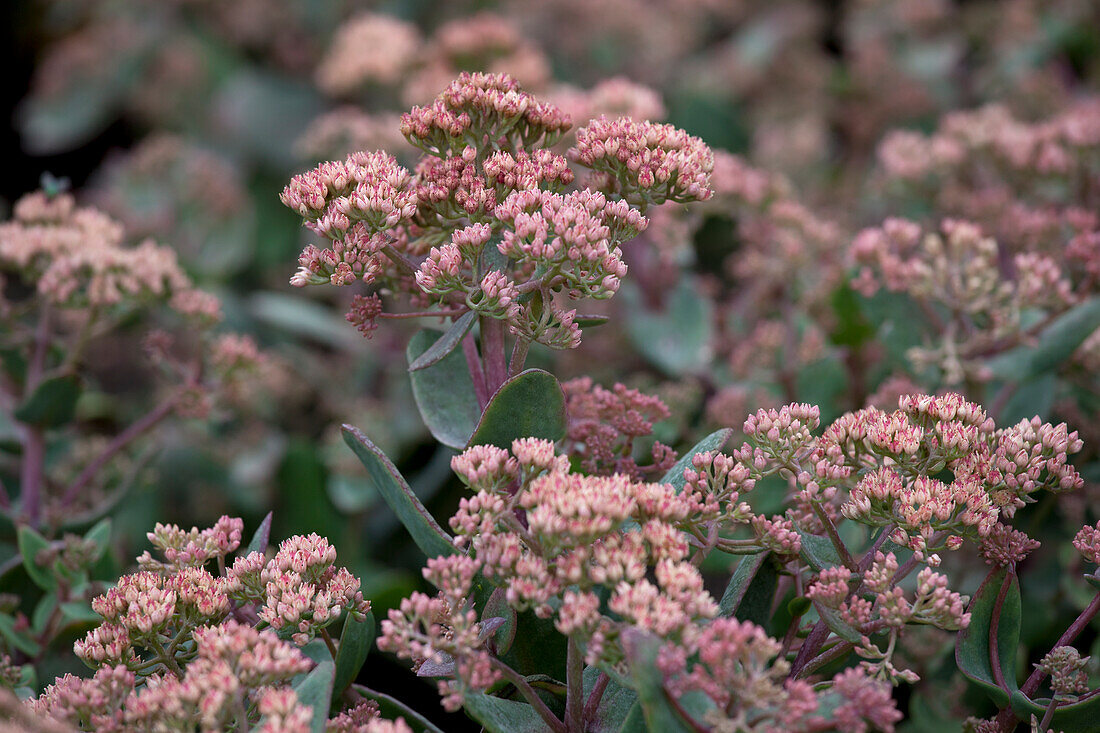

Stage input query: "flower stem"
[
  {"left": 566, "top": 636, "right": 584, "bottom": 732},
  {"left": 491, "top": 659, "right": 567, "bottom": 733}
]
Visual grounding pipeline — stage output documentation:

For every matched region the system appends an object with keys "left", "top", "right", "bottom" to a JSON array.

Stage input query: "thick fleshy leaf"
[
  {"left": 463, "top": 692, "right": 552, "bottom": 733},
  {"left": 408, "top": 312, "right": 477, "bottom": 372},
  {"left": 249, "top": 293, "right": 362, "bottom": 349},
  {"left": 15, "top": 375, "right": 81, "bottom": 428},
  {"left": 1010, "top": 688, "right": 1100, "bottom": 729},
  {"left": 622, "top": 629, "right": 711, "bottom": 733},
  {"left": 407, "top": 329, "right": 480, "bottom": 449},
  {"left": 0, "top": 615, "right": 39, "bottom": 657},
  {"left": 814, "top": 603, "right": 863, "bottom": 644},
  {"left": 584, "top": 666, "right": 639, "bottom": 733},
  {"left": 83, "top": 519, "right": 112, "bottom": 564},
  {"left": 955, "top": 567, "right": 1021, "bottom": 707},
  {"left": 481, "top": 587, "right": 518, "bottom": 656},
  {"left": 797, "top": 529, "right": 846, "bottom": 572},
  {"left": 659, "top": 429, "right": 733, "bottom": 492},
  {"left": 342, "top": 426, "right": 455, "bottom": 558},
  {"left": 718, "top": 552, "right": 777, "bottom": 626},
  {"left": 333, "top": 611, "right": 375, "bottom": 701},
  {"left": 624, "top": 278, "right": 714, "bottom": 376},
  {"left": 351, "top": 684, "right": 445, "bottom": 733},
  {"left": 987, "top": 298, "right": 1100, "bottom": 381},
  {"left": 246, "top": 512, "right": 273, "bottom": 556},
  {"left": 465, "top": 369, "right": 566, "bottom": 450},
  {"left": 293, "top": 659, "right": 335, "bottom": 733},
  {"left": 17, "top": 526, "right": 55, "bottom": 591}
]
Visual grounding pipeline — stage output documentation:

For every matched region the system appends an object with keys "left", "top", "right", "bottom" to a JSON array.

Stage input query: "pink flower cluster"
[
  {"left": 571, "top": 116, "right": 714, "bottom": 205},
  {"left": 562, "top": 377, "right": 676, "bottom": 479},
  {"left": 137, "top": 515, "right": 243, "bottom": 572},
  {"left": 382, "top": 438, "right": 720, "bottom": 710},
  {"left": 38, "top": 622, "right": 314, "bottom": 732},
  {"left": 225, "top": 533, "right": 370, "bottom": 645},
  {"left": 400, "top": 72, "right": 570, "bottom": 157},
  {"left": 655, "top": 618, "right": 903, "bottom": 731},
  {"left": 0, "top": 191, "right": 207, "bottom": 313}
]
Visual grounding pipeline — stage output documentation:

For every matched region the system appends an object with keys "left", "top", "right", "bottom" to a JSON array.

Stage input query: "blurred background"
[{"left": 4, "top": 0, "right": 1100, "bottom": 727}]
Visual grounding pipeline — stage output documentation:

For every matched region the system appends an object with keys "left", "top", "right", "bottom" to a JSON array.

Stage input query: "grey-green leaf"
[
  {"left": 718, "top": 552, "right": 777, "bottom": 626},
  {"left": 462, "top": 692, "right": 552, "bottom": 733},
  {"left": 15, "top": 375, "right": 81, "bottom": 428},
  {"left": 408, "top": 312, "right": 477, "bottom": 372},
  {"left": 987, "top": 298, "right": 1100, "bottom": 381},
  {"left": 293, "top": 659, "right": 335, "bottom": 733},
  {"left": 624, "top": 278, "right": 714, "bottom": 376},
  {"left": 465, "top": 369, "right": 566, "bottom": 450},
  {"left": 246, "top": 512, "right": 273, "bottom": 556},
  {"left": 342, "top": 425, "right": 455, "bottom": 558},
  {"left": 17, "top": 526, "right": 55, "bottom": 591},
  {"left": 407, "top": 329, "right": 481, "bottom": 449},
  {"left": 333, "top": 611, "right": 374, "bottom": 701}
]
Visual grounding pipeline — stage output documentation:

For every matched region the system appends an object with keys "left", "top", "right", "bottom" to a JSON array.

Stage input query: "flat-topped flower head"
[
  {"left": 571, "top": 116, "right": 714, "bottom": 206},
  {"left": 401, "top": 72, "right": 570, "bottom": 156}
]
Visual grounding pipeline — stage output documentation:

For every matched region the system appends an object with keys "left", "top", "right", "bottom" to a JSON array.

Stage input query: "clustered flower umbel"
[
  {"left": 562, "top": 377, "right": 677, "bottom": 479},
  {"left": 850, "top": 218, "right": 1076, "bottom": 384},
  {"left": 282, "top": 72, "right": 712, "bottom": 350},
  {"left": 0, "top": 191, "right": 214, "bottom": 318},
  {"left": 379, "top": 437, "right": 719, "bottom": 711},
  {"left": 656, "top": 618, "right": 903, "bottom": 732},
  {"left": 34, "top": 622, "right": 314, "bottom": 733},
  {"left": 75, "top": 516, "right": 369, "bottom": 672}
]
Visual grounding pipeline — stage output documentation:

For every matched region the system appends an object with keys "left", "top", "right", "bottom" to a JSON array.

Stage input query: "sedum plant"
[{"left": 18, "top": 70, "right": 1100, "bottom": 733}]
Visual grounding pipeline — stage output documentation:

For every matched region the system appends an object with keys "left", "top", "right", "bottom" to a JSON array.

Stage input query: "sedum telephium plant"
[
  {"left": 26, "top": 514, "right": 393, "bottom": 732},
  {"left": 281, "top": 71, "right": 712, "bottom": 404}
]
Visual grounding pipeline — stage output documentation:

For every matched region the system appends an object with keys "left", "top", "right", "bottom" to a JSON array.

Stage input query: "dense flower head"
[
  {"left": 563, "top": 377, "right": 676, "bottom": 479},
  {"left": 401, "top": 72, "right": 570, "bottom": 156},
  {"left": 1036, "top": 646, "right": 1091, "bottom": 697},
  {"left": 137, "top": 514, "right": 243, "bottom": 572},
  {"left": 571, "top": 115, "right": 714, "bottom": 205},
  {"left": 315, "top": 13, "right": 422, "bottom": 95},
  {"left": 30, "top": 664, "right": 134, "bottom": 730},
  {"left": 0, "top": 190, "right": 203, "bottom": 312}
]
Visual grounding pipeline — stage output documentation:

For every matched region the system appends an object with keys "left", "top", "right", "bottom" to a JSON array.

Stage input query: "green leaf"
[
  {"left": 60, "top": 601, "right": 101, "bottom": 624},
  {"left": 407, "top": 329, "right": 481, "bottom": 449},
  {"left": 466, "top": 369, "right": 566, "bottom": 450},
  {"left": 481, "top": 587, "right": 517, "bottom": 657},
  {"left": 333, "top": 612, "right": 374, "bottom": 701},
  {"left": 797, "top": 529, "right": 845, "bottom": 572},
  {"left": 830, "top": 284, "right": 875, "bottom": 347},
  {"left": 0, "top": 614, "right": 40, "bottom": 657},
  {"left": 342, "top": 425, "right": 455, "bottom": 558},
  {"left": 350, "top": 684, "right": 445, "bottom": 733},
  {"left": 408, "top": 312, "right": 478, "bottom": 372},
  {"left": 293, "top": 659, "right": 335, "bottom": 733},
  {"left": 246, "top": 512, "right": 274, "bottom": 556},
  {"left": 617, "top": 702, "right": 647, "bottom": 733},
  {"left": 249, "top": 292, "right": 362, "bottom": 349},
  {"left": 17, "top": 525, "right": 55, "bottom": 591},
  {"left": 997, "top": 373, "right": 1056, "bottom": 425},
  {"left": 623, "top": 279, "right": 714, "bottom": 376},
  {"left": 987, "top": 298, "right": 1100, "bottom": 381},
  {"left": 814, "top": 603, "right": 863, "bottom": 644},
  {"left": 622, "top": 629, "right": 712, "bottom": 733},
  {"left": 955, "top": 567, "right": 1021, "bottom": 707},
  {"left": 659, "top": 429, "right": 733, "bottom": 493},
  {"left": 463, "top": 692, "right": 551, "bottom": 733},
  {"left": 15, "top": 375, "right": 81, "bottom": 428},
  {"left": 718, "top": 552, "right": 778, "bottom": 626},
  {"left": 83, "top": 519, "right": 112, "bottom": 564},
  {"left": 32, "top": 592, "right": 57, "bottom": 634},
  {"left": 1009, "top": 688, "right": 1100, "bottom": 729},
  {"left": 583, "top": 666, "right": 638, "bottom": 733}
]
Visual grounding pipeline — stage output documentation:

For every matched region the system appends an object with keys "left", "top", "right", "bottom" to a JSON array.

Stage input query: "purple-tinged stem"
[
  {"left": 583, "top": 672, "right": 610, "bottom": 725},
  {"left": 481, "top": 317, "right": 508, "bottom": 397},
  {"left": 462, "top": 335, "right": 489, "bottom": 409},
  {"left": 60, "top": 387, "right": 185, "bottom": 509}
]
